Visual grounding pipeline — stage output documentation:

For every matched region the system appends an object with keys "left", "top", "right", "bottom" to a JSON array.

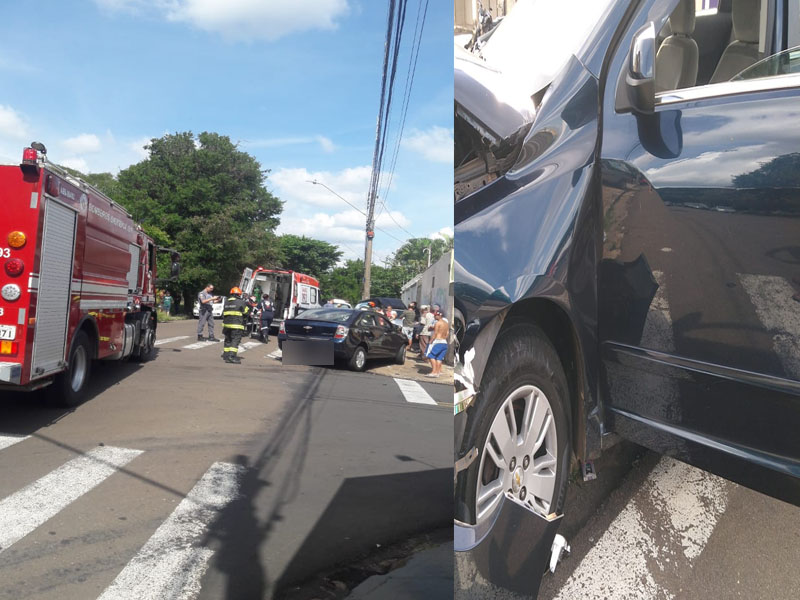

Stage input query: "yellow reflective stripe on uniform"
[
  {"left": 222, "top": 324, "right": 245, "bottom": 329},
  {"left": 223, "top": 346, "right": 239, "bottom": 352},
  {"left": 223, "top": 311, "right": 243, "bottom": 316}
]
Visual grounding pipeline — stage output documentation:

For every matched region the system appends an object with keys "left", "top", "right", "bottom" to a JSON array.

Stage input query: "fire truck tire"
[
  {"left": 47, "top": 331, "right": 92, "bottom": 407},
  {"left": 455, "top": 321, "right": 571, "bottom": 526},
  {"left": 133, "top": 313, "right": 156, "bottom": 362}
]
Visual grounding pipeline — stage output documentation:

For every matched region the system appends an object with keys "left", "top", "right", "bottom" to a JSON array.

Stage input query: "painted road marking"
[
  {"left": 266, "top": 350, "right": 282, "bottom": 360},
  {"left": 237, "top": 341, "right": 263, "bottom": 354},
  {"left": 0, "top": 446, "right": 143, "bottom": 554},
  {"left": 97, "top": 462, "right": 245, "bottom": 600},
  {"left": 0, "top": 434, "right": 29, "bottom": 452},
  {"left": 154, "top": 336, "right": 190, "bottom": 347},
  {"left": 394, "top": 378, "right": 438, "bottom": 405},
  {"left": 553, "top": 457, "right": 730, "bottom": 600},
  {"left": 182, "top": 340, "right": 221, "bottom": 350}
]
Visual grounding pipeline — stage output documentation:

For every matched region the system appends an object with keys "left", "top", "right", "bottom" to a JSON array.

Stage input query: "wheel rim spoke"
[{"left": 527, "top": 468, "right": 556, "bottom": 508}]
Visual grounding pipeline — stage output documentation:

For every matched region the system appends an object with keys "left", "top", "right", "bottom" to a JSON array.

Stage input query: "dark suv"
[{"left": 454, "top": 0, "right": 800, "bottom": 594}]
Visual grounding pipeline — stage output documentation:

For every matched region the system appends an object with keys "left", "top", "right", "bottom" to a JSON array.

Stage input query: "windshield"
[
  {"left": 478, "top": 0, "right": 613, "bottom": 95},
  {"left": 294, "top": 308, "right": 352, "bottom": 323}
]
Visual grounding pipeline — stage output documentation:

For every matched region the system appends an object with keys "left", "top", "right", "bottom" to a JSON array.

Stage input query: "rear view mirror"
[{"left": 617, "top": 22, "right": 656, "bottom": 114}]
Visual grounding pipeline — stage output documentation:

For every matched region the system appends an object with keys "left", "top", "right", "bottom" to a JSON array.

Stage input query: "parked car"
[
  {"left": 192, "top": 298, "right": 224, "bottom": 319},
  {"left": 278, "top": 308, "right": 407, "bottom": 371},
  {"left": 326, "top": 298, "right": 352, "bottom": 309},
  {"left": 454, "top": 0, "right": 800, "bottom": 594}
]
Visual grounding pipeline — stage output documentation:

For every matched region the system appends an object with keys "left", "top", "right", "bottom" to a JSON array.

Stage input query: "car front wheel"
[{"left": 456, "top": 321, "right": 571, "bottom": 525}]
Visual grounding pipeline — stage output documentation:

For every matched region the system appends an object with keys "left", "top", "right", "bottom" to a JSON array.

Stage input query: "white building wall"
[{"left": 401, "top": 250, "right": 454, "bottom": 318}]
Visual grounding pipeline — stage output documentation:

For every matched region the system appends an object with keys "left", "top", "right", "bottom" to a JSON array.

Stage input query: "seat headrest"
[
  {"left": 669, "top": 0, "right": 696, "bottom": 35},
  {"left": 732, "top": 0, "right": 760, "bottom": 43}
]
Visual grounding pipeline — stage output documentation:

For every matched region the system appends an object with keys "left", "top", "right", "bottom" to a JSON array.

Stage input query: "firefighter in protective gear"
[{"left": 221, "top": 287, "right": 250, "bottom": 364}]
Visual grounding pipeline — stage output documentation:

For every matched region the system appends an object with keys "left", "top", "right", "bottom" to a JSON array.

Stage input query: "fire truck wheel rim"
[{"left": 70, "top": 345, "right": 88, "bottom": 393}]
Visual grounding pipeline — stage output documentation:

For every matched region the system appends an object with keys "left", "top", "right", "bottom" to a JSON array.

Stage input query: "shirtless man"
[{"left": 425, "top": 310, "right": 449, "bottom": 378}]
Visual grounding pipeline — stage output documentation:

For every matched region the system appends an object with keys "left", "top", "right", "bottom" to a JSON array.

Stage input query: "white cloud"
[
  {"left": 246, "top": 135, "right": 336, "bottom": 153},
  {"left": 0, "top": 105, "right": 30, "bottom": 141},
  {"left": 430, "top": 226, "right": 453, "bottom": 241},
  {"left": 94, "top": 0, "right": 350, "bottom": 42},
  {"left": 271, "top": 165, "right": 372, "bottom": 210},
  {"left": 402, "top": 126, "right": 453, "bottom": 164},
  {"left": 129, "top": 137, "right": 152, "bottom": 161},
  {"left": 61, "top": 157, "right": 89, "bottom": 172},
  {"left": 63, "top": 133, "right": 102, "bottom": 154}
]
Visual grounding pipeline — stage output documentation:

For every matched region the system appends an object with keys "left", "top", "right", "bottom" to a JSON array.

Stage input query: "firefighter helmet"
[{"left": 230, "top": 286, "right": 242, "bottom": 295}]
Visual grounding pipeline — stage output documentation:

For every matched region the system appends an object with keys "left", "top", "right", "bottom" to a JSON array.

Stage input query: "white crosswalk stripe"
[
  {"left": 181, "top": 340, "right": 221, "bottom": 350},
  {"left": 237, "top": 341, "right": 263, "bottom": 354},
  {"left": 0, "top": 445, "right": 143, "bottom": 554},
  {"left": 0, "top": 434, "right": 29, "bottom": 452},
  {"left": 394, "top": 378, "right": 438, "bottom": 405},
  {"left": 154, "top": 336, "right": 190, "bottom": 346},
  {"left": 97, "top": 462, "right": 245, "bottom": 600}
]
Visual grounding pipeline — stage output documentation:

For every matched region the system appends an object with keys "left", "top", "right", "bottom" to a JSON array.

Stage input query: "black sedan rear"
[{"left": 277, "top": 308, "right": 407, "bottom": 371}]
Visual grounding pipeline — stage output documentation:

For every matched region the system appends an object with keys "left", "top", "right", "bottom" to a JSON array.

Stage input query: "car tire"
[
  {"left": 455, "top": 321, "right": 571, "bottom": 526},
  {"left": 47, "top": 330, "right": 92, "bottom": 408},
  {"left": 348, "top": 345, "right": 367, "bottom": 372},
  {"left": 394, "top": 343, "right": 406, "bottom": 365}
]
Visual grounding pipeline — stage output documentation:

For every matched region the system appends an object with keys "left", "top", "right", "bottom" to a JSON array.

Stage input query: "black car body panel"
[
  {"left": 278, "top": 308, "right": 407, "bottom": 367},
  {"left": 456, "top": 0, "right": 800, "bottom": 591}
]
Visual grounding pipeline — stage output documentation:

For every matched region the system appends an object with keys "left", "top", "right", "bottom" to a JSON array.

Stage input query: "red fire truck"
[
  {"left": 239, "top": 266, "right": 321, "bottom": 332},
  {"left": 0, "top": 144, "right": 178, "bottom": 405}
]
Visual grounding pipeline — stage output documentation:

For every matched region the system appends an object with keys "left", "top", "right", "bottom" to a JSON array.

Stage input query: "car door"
[
  {"left": 597, "top": 0, "right": 800, "bottom": 504},
  {"left": 356, "top": 314, "right": 380, "bottom": 355},
  {"left": 372, "top": 314, "right": 394, "bottom": 357}
]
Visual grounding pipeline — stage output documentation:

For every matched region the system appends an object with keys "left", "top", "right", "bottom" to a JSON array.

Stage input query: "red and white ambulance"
[
  {"left": 0, "top": 144, "right": 178, "bottom": 405},
  {"left": 239, "top": 266, "right": 321, "bottom": 331}
]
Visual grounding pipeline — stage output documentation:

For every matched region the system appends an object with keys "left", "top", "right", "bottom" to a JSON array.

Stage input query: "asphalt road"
[
  {"left": 0, "top": 318, "right": 452, "bottom": 600},
  {"left": 538, "top": 450, "right": 800, "bottom": 600}
]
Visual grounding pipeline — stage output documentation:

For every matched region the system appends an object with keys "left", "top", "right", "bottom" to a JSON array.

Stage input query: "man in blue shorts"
[{"left": 425, "top": 310, "right": 449, "bottom": 378}]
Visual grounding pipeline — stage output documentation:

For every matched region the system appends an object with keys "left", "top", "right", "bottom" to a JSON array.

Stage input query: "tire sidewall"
[
  {"left": 49, "top": 330, "right": 92, "bottom": 407},
  {"left": 395, "top": 344, "right": 406, "bottom": 364},
  {"left": 349, "top": 346, "right": 367, "bottom": 371},
  {"left": 456, "top": 321, "right": 572, "bottom": 525}
]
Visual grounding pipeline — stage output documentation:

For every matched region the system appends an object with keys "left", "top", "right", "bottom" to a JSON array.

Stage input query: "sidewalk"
[
  {"left": 367, "top": 348, "right": 454, "bottom": 385},
  {"left": 345, "top": 542, "right": 453, "bottom": 599}
]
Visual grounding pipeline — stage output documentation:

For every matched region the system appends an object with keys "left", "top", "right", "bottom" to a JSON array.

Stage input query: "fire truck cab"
[
  {"left": 0, "top": 144, "right": 170, "bottom": 406},
  {"left": 239, "top": 267, "right": 321, "bottom": 331}
]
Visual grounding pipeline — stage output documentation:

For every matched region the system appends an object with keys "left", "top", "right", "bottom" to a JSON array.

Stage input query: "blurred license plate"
[{"left": 0, "top": 325, "right": 16, "bottom": 340}]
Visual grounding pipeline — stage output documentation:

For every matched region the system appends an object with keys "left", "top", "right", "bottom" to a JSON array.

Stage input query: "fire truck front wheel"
[{"left": 48, "top": 331, "right": 92, "bottom": 407}]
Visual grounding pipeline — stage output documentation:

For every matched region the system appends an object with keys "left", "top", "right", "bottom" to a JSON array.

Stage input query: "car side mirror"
[{"left": 617, "top": 22, "right": 656, "bottom": 114}]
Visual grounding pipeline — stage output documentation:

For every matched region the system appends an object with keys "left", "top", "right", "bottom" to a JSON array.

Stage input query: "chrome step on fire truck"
[{"left": 0, "top": 143, "right": 179, "bottom": 406}]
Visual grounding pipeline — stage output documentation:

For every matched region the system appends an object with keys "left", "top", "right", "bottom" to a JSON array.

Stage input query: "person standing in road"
[
  {"left": 425, "top": 310, "right": 449, "bottom": 378},
  {"left": 197, "top": 284, "right": 220, "bottom": 341},
  {"left": 221, "top": 287, "right": 250, "bottom": 364},
  {"left": 162, "top": 291, "right": 173, "bottom": 316},
  {"left": 258, "top": 293, "right": 275, "bottom": 343},
  {"left": 401, "top": 304, "right": 416, "bottom": 349},
  {"left": 418, "top": 305, "right": 434, "bottom": 357}
]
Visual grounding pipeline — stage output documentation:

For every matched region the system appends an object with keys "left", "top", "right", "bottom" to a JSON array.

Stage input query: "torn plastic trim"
[
  {"left": 455, "top": 493, "right": 564, "bottom": 597},
  {"left": 454, "top": 347, "right": 477, "bottom": 415}
]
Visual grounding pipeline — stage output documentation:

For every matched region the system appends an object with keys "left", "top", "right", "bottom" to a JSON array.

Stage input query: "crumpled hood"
[{"left": 454, "top": 43, "right": 538, "bottom": 146}]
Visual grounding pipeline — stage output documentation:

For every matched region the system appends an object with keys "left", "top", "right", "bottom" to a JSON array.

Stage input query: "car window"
[
  {"left": 732, "top": 46, "right": 800, "bottom": 80},
  {"left": 358, "top": 314, "right": 376, "bottom": 327},
  {"left": 294, "top": 308, "right": 352, "bottom": 323},
  {"left": 375, "top": 315, "right": 389, "bottom": 329}
]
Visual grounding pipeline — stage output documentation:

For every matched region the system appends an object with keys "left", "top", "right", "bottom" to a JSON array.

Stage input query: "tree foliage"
[
  {"left": 113, "top": 132, "right": 283, "bottom": 309},
  {"left": 393, "top": 235, "right": 453, "bottom": 276},
  {"left": 278, "top": 234, "right": 342, "bottom": 276}
]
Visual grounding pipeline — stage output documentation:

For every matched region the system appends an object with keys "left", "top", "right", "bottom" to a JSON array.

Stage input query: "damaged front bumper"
[{"left": 455, "top": 493, "right": 564, "bottom": 598}]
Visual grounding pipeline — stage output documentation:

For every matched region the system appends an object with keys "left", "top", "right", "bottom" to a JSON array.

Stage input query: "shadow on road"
[
  {"left": 0, "top": 353, "right": 160, "bottom": 435},
  {"left": 274, "top": 467, "right": 452, "bottom": 597},
  {"left": 202, "top": 367, "right": 324, "bottom": 600}
]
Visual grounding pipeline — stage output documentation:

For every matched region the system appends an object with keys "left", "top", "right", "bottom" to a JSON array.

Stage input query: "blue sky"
[{"left": 0, "top": 0, "right": 453, "bottom": 264}]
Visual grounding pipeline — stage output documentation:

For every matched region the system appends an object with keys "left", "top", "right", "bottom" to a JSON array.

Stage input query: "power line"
[{"left": 308, "top": 180, "right": 406, "bottom": 244}]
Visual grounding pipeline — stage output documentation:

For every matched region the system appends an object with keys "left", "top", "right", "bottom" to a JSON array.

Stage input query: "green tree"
[
  {"left": 115, "top": 132, "right": 283, "bottom": 310},
  {"left": 392, "top": 235, "right": 452, "bottom": 276},
  {"left": 278, "top": 234, "right": 342, "bottom": 276},
  {"left": 318, "top": 260, "right": 363, "bottom": 305}
]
